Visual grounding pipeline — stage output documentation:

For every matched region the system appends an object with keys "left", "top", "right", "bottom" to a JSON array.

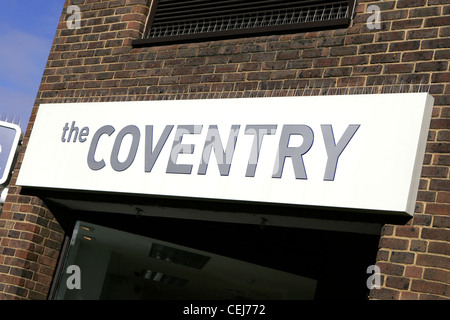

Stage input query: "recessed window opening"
[
  {"left": 54, "top": 221, "right": 318, "bottom": 300},
  {"left": 133, "top": 0, "right": 356, "bottom": 47}
]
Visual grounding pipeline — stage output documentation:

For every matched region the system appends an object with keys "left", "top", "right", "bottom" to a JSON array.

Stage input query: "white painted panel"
[{"left": 17, "top": 93, "right": 434, "bottom": 215}]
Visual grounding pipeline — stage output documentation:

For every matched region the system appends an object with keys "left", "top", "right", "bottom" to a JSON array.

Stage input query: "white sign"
[
  {"left": 17, "top": 93, "right": 434, "bottom": 215},
  {"left": 0, "top": 121, "right": 23, "bottom": 185}
]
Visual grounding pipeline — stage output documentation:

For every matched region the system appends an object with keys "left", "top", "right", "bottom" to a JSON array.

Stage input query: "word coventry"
[{"left": 61, "top": 121, "right": 360, "bottom": 181}]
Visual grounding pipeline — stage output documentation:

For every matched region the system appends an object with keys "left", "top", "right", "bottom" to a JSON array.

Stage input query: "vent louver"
[{"left": 133, "top": 0, "right": 355, "bottom": 47}]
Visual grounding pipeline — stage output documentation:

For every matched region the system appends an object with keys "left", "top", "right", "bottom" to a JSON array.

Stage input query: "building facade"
[{"left": 0, "top": 0, "right": 448, "bottom": 300}]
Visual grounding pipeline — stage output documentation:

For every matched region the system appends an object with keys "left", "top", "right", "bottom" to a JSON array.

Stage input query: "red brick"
[
  {"left": 13, "top": 223, "right": 40, "bottom": 234},
  {"left": 402, "top": 50, "right": 434, "bottom": 62},
  {"left": 317, "top": 37, "right": 344, "bottom": 47},
  {"left": 262, "top": 61, "right": 286, "bottom": 70},
  {"left": 381, "top": 225, "right": 394, "bottom": 236},
  {"left": 340, "top": 55, "right": 369, "bottom": 66},
  {"left": 324, "top": 67, "right": 353, "bottom": 78},
  {"left": 405, "top": 266, "right": 424, "bottom": 278},
  {"left": 440, "top": 26, "right": 450, "bottom": 37},
  {"left": 421, "top": 228, "right": 450, "bottom": 241},
  {"left": 336, "top": 77, "right": 365, "bottom": 87},
  {"left": 415, "top": 61, "right": 448, "bottom": 72},
  {"left": 435, "top": 50, "right": 450, "bottom": 60},
  {"left": 377, "top": 262, "right": 405, "bottom": 276},
  {"left": 379, "top": 237, "right": 409, "bottom": 250},
  {"left": 421, "top": 166, "right": 449, "bottom": 178},
  {"left": 428, "top": 241, "right": 450, "bottom": 255},
  {"left": 422, "top": 39, "right": 450, "bottom": 49},
  {"left": 410, "top": 7, "right": 442, "bottom": 18},
  {"left": 329, "top": 46, "right": 357, "bottom": 56},
  {"left": 397, "top": 0, "right": 427, "bottom": 8},
  {"left": 390, "top": 251, "right": 415, "bottom": 264},
  {"left": 425, "top": 204, "right": 450, "bottom": 215},
  {"left": 302, "top": 48, "right": 329, "bottom": 58},
  {"left": 411, "top": 279, "right": 449, "bottom": 296},
  {"left": 298, "top": 69, "right": 323, "bottom": 79},
  {"left": 392, "top": 19, "right": 423, "bottom": 30},
  {"left": 433, "top": 216, "right": 450, "bottom": 228},
  {"left": 371, "top": 53, "right": 401, "bottom": 64},
  {"left": 396, "top": 226, "right": 420, "bottom": 238},
  {"left": 386, "top": 276, "right": 410, "bottom": 290},
  {"left": 345, "top": 34, "right": 374, "bottom": 45},
  {"left": 425, "top": 16, "right": 450, "bottom": 27},
  {"left": 427, "top": 143, "right": 450, "bottom": 154},
  {"left": 389, "top": 41, "right": 421, "bottom": 52},
  {"left": 369, "top": 287, "right": 400, "bottom": 300},
  {"left": 383, "top": 63, "right": 414, "bottom": 74},
  {"left": 407, "top": 28, "right": 439, "bottom": 39},
  {"left": 410, "top": 240, "right": 428, "bottom": 252},
  {"left": 417, "top": 191, "right": 436, "bottom": 202},
  {"left": 423, "top": 268, "right": 450, "bottom": 283},
  {"left": 416, "top": 254, "right": 450, "bottom": 269},
  {"left": 377, "top": 31, "right": 405, "bottom": 42},
  {"left": 400, "top": 291, "right": 419, "bottom": 300},
  {"left": 359, "top": 43, "right": 388, "bottom": 54},
  {"left": 376, "top": 250, "right": 390, "bottom": 262},
  {"left": 437, "top": 130, "right": 450, "bottom": 141},
  {"left": 311, "top": 58, "right": 339, "bottom": 68},
  {"left": 276, "top": 51, "right": 299, "bottom": 60}
]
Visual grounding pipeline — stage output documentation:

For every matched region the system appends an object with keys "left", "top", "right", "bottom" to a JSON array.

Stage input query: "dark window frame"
[{"left": 132, "top": 0, "right": 357, "bottom": 47}]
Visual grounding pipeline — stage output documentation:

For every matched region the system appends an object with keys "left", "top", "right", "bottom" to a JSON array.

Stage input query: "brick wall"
[{"left": 0, "top": 0, "right": 448, "bottom": 299}]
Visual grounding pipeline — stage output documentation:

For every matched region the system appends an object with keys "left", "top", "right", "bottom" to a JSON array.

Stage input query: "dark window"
[{"left": 133, "top": 0, "right": 356, "bottom": 47}]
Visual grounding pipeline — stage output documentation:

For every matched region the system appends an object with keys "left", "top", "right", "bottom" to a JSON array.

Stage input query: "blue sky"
[{"left": 0, "top": 0, "right": 65, "bottom": 133}]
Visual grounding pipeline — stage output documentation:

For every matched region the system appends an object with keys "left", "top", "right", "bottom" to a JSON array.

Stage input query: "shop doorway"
[
  {"left": 49, "top": 206, "right": 385, "bottom": 300},
  {"left": 54, "top": 221, "right": 317, "bottom": 300}
]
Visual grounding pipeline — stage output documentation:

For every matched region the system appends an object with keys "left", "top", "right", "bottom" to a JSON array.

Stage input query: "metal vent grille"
[{"left": 134, "top": 0, "right": 355, "bottom": 46}]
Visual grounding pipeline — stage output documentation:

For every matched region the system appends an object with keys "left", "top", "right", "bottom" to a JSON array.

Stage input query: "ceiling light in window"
[
  {"left": 80, "top": 225, "right": 94, "bottom": 232},
  {"left": 141, "top": 269, "right": 188, "bottom": 287},
  {"left": 149, "top": 243, "right": 210, "bottom": 269}
]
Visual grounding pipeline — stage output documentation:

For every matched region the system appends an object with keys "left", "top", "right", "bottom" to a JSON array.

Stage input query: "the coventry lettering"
[{"left": 60, "top": 121, "right": 360, "bottom": 180}]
